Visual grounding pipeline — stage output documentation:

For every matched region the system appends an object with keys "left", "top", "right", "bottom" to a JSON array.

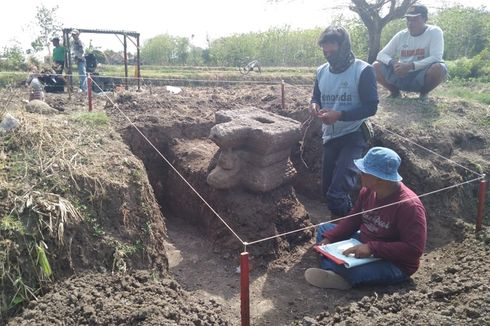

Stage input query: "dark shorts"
[{"left": 379, "top": 62, "right": 448, "bottom": 92}]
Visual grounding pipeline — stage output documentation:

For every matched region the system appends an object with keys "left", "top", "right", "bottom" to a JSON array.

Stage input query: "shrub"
[
  {"left": 0, "top": 45, "right": 27, "bottom": 71},
  {"left": 446, "top": 49, "right": 490, "bottom": 80}
]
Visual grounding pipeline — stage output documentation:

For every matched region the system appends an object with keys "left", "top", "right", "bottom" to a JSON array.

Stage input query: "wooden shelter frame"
[{"left": 62, "top": 28, "right": 141, "bottom": 93}]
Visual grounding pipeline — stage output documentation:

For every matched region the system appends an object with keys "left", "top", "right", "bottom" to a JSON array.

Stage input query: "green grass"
[
  {"left": 0, "top": 215, "right": 26, "bottom": 235},
  {"left": 97, "top": 64, "right": 315, "bottom": 84},
  {"left": 72, "top": 112, "right": 109, "bottom": 125},
  {"left": 0, "top": 72, "right": 24, "bottom": 88},
  {"left": 482, "top": 115, "right": 490, "bottom": 126},
  {"left": 435, "top": 79, "right": 490, "bottom": 105}
]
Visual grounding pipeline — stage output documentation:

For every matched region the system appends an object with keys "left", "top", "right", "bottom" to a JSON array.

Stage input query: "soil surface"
[{"left": 2, "top": 83, "right": 489, "bottom": 325}]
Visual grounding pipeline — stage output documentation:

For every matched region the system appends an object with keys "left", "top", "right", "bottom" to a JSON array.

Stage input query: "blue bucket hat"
[{"left": 354, "top": 147, "right": 403, "bottom": 182}]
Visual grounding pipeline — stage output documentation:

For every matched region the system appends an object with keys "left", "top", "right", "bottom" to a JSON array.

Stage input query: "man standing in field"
[
  {"left": 373, "top": 4, "right": 448, "bottom": 99},
  {"left": 309, "top": 26, "right": 378, "bottom": 220},
  {"left": 71, "top": 29, "right": 87, "bottom": 92},
  {"left": 51, "top": 37, "right": 65, "bottom": 75}
]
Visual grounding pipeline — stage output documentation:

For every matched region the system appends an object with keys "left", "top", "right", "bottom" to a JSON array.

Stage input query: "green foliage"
[
  {"left": 103, "top": 49, "right": 123, "bottom": 65},
  {"left": 380, "top": 19, "right": 406, "bottom": 48},
  {"left": 344, "top": 18, "right": 369, "bottom": 61},
  {"left": 140, "top": 26, "right": 325, "bottom": 67},
  {"left": 30, "top": 5, "right": 62, "bottom": 55},
  {"left": 86, "top": 42, "right": 107, "bottom": 64},
  {"left": 30, "top": 38, "right": 44, "bottom": 54},
  {"left": 35, "top": 242, "right": 52, "bottom": 278},
  {"left": 209, "top": 33, "right": 258, "bottom": 66},
  {"left": 72, "top": 112, "right": 109, "bottom": 126},
  {"left": 435, "top": 78, "right": 490, "bottom": 106},
  {"left": 141, "top": 34, "right": 192, "bottom": 65},
  {"left": 84, "top": 213, "right": 105, "bottom": 237},
  {"left": 0, "top": 215, "right": 25, "bottom": 235},
  {"left": 107, "top": 238, "right": 139, "bottom": 273},
  {"left": 0, "top": 44, "right": 27, "bottom": 71},
  {"left": 1, "top": 4, "right": 489, "bottom": 73},
  {"left": 434, "top": 6, "right": 490, "bottom": 60},
  {"left": 483, "top": 116, "right": 490, "bottom": 126},
  {"left": 208, "top": 26, "right": 325, "bottom": 67},
  {"left": 9, "top": 276, "right": 38, "bottom": 308},
  {"left": 138, "top": 4, "right": 490, "bottom": 68},
  {"left": 446, "top": 50, "right": 490, "bottom": 80}
]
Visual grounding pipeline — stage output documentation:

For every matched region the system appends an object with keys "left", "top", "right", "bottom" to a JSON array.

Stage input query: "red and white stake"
[
  {"left": 240, "top": 251, "right": 250, "bottom": 326},
  {"left": 87, "top": 74, "right": 93, "bottom": 112},
  {"left": 281, "top": 80, "right": 286, "bottom": 110},
  {"left": 476, "top": 177, "right": 487, "bottom": 233}
]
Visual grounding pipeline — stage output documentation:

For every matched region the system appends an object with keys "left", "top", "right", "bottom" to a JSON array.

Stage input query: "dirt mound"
[
  {"left": 106, "top": 86, "right": 314, "bottom": 261},
  {"left": 0, "top": 100, "right": 168, "bottom": 322},
  {"left": 8, "top": 270, "right": 228, "bottom": 326},
  {"left": 103, "top": 85, "right": 488, "bottom": 325},
  {"left": 300, "top": 226, "right": 490, "bottom": 326},
  {"left": 2, "top": 84, "right": 489, "bottom": 325}
]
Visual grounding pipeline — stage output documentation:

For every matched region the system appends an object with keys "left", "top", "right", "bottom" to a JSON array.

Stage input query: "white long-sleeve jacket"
[{"left": 377, "top": 25, "right": 444, "bottom": 71}]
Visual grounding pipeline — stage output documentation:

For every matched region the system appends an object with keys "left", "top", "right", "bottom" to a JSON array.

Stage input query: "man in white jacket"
[{"left": 373, "top": 4, "right": 447, "bottom": 99}]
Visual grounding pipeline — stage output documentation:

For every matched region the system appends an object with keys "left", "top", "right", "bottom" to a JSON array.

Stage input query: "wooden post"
[
  {"left": 476, "top": 178, "right": 487, "bottom": 233},
  {"left": 136, "top": 35, "right": 141, "bottom": 92},
  {"left": 65, "top": 31, "right": 72, "bottom": 99},
  {"left": 281, "top": 80, "right": 285, "bottom": 110},
  {"left": 123, "top": 34, "right": 128, "bottom": 90},
  {"left": 87, "top": 74, "right": 93, "bottom": 112},
  {"left": 240, "top": 252, "right": 250, "bottom": 326}
]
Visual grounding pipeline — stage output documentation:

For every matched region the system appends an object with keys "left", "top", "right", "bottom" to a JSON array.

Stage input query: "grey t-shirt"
[{"left": 72, "top": 39, "right": 85, "bottom": 62}]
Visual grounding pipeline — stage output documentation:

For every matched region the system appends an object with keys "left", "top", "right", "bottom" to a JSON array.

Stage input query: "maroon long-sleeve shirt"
[{"left": 323, "top": 183, "right": 427, "bottom": 275}]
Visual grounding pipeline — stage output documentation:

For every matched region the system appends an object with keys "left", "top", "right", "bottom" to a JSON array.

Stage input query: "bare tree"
[
  {"left": 349, "top": 0, "right": 417, "bottom": 63},
  {"left": 270, "top": 0, "right": 417, "bottom": 63},
  {"left": 30, "top": 5, "right": 62, "bottom": 58}
]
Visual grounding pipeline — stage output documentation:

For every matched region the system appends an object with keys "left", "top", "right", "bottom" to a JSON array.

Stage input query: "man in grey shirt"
[
  {"left": 71, "top": 29, "right": 88, "bottom": 92},
  {"left": 373, "top": 5, "right": 447, "bottom": 99}
]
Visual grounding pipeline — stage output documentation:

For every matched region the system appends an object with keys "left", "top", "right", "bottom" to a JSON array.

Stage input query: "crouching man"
[
  {"left": 305, "top": 147, "right": 427, "bottom": 289},
  {"left": 373, "top": 4, "right": 447, "bottom": 100}
]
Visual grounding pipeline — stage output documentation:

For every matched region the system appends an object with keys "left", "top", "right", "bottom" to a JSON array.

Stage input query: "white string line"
[
  {"left": 0, "top": 71, "right": 285, "bottom": 85},
  {"left": 374, "top": 122, "right": 484, "bottom": 177},
  {"left": 88, "top": 76, "right": 246, "bottom": 245},
  {"left": 299, "top": 116, "right": 314, "bottom": 169},
  {"left": 283, "top": 79, "right": 484, "bottom": 178},
  {"left": 283, "top": 81, "right": 313, "bottom": 89},
  {"left": 245, "top": 92, "right": 487, "bottom": 245},
  {"left": 245, "top": 175, "right": 485, "bottom": 246},
  {"left": 90, "top": 77, "right": 486, "bottom": 248}
]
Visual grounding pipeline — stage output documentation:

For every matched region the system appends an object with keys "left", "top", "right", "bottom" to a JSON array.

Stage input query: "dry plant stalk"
[
  {"left": 0, "top": 106, "right": 6, "bottom": 122},
  {"left": 14, "top": 191, "right": 83, "bottom": 246},
  {"left": 0, "top": 89, "right": 18, "bottom": 121},
  {"left": 299, "top": 116, "right": 314, "bottom": 169}
]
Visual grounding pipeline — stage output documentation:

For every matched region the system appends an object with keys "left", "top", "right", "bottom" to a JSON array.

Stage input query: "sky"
[{"left": 1, "top": 0, "right": 489, "bottom": 55}]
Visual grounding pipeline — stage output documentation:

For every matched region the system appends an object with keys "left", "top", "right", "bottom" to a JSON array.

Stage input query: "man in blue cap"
[{"left": 305, "top": 147, "right": 427, "bottom": 289}]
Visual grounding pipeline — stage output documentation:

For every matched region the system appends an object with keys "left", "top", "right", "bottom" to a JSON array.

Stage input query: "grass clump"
[
  {"left": 72, "top": 112, "right": 109, "bottom": 126},
  {"left": 435, "top": 79, "right": 490, "bottom": 105},
  {"left": 0, "top": 215, "right": 25, "bottom": 236}
]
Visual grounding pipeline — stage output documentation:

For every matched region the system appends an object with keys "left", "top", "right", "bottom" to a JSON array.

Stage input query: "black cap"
[
  {"left": 405, "top": 4, "right": 428, "bottom": 19},
  {"left": 51, "top": 37, "right": 60, "bottom": 42}
]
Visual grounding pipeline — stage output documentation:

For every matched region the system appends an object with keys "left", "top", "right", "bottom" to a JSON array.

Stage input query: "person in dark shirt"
[
  {"left": 305, "top": 147, "right": 427, "bottom": 289},
  {"left": 310, "top": 26, "right": 379, "bottom": 221}
]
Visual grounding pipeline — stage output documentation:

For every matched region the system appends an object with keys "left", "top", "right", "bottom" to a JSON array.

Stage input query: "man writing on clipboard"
[{"left": 305, "top": 147, "right": 427, "bottom": 290}]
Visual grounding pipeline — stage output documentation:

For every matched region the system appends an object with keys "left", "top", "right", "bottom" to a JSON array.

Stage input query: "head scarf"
[{"left": 317, "top": 26, "right": 355, "bottom": 73}]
